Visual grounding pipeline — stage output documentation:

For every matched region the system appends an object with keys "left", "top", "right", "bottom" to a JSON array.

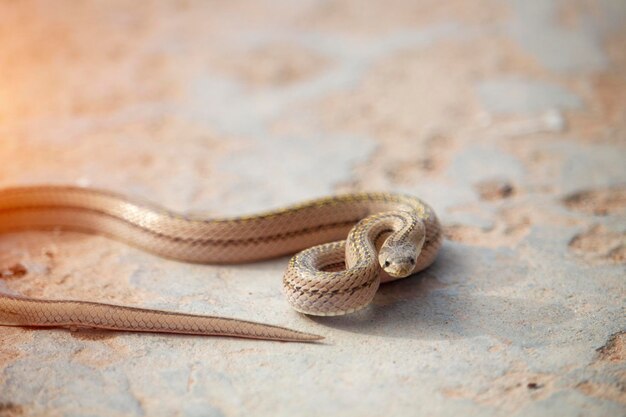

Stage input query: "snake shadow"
[{"left": 308, "top": 242, "right": 574, "bottom": 344}]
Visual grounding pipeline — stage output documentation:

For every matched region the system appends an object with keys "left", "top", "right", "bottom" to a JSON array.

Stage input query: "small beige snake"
[{"left": 0, "top": 186, "right": 442, "bottom": 342}]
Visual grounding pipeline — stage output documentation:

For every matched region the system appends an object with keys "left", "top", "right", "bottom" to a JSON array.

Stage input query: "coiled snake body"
[{"left": 0, "top": 186, "right": 442, "bottom": 342}]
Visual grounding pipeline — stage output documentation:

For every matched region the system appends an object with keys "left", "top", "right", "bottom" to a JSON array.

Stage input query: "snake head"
[
  {"left": 379, "top": 248, "right": 418, "bottom": 277},
  {"left": 378, "top": 221, "right": 426, "bottom": 278}
]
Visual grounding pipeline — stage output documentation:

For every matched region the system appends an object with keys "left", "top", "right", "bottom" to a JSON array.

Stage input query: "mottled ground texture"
[{"left": 0, "top": 1, "right": 625, "bottom": 416}]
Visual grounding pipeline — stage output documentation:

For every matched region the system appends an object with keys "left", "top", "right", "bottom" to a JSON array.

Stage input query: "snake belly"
[{"left": 0, "top": 186, "right": 442, "bottom": 341}]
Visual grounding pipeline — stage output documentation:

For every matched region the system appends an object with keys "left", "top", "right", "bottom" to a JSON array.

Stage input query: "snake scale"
[{"left": 0, "top": 186, "right": 442, "bottom": 342}]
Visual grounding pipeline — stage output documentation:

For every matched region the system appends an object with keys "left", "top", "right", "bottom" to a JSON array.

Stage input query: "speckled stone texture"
[{"left": 0, "top": 1, "right": 625, "bottom": 416}]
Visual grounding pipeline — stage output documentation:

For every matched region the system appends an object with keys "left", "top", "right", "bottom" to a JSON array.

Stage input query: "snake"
[{"left": 0, "top": 186, "right": 442, "bottom": 342}]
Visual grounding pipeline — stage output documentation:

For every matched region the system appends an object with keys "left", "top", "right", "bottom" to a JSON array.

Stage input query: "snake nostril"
[
  {"left": 408, "top": 257, "right": 415, "bottom": 265},
  {"left": 383, "top": 260, "right": 391, "bottom": 268}
]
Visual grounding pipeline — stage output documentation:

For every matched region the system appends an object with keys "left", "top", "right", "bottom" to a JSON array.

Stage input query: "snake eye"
[
  {"left": 408, "top": 257, "right": 415, "bottom": 265},
  {"left": 383, "top": 260, "right": 391, "bottom": 268}
]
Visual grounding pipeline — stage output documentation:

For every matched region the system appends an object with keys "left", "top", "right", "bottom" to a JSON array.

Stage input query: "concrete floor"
[{"left": 0, "top": 1, "right": 624, "bottom": 416}]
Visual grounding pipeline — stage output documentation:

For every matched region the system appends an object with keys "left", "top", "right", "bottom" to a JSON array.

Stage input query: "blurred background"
[{"left": 0, "top": 1, "right": 624, "bottom": 416}]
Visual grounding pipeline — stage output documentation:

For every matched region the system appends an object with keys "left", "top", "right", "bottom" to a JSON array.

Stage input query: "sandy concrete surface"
[{"left": 0, "top": 1, "right": 624, "bottom": 416}]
